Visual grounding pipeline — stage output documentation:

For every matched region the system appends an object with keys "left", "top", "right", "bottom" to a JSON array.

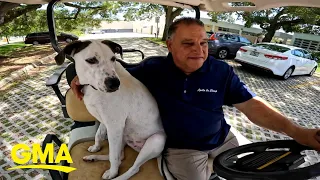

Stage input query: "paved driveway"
[{"left": 0, "top": 38, "right": 319, "bottom": 179}]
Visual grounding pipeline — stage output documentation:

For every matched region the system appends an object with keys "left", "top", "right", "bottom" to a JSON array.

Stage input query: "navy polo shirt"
[{"left": 127, "top": 53, "right": 255, "bottom": 151}]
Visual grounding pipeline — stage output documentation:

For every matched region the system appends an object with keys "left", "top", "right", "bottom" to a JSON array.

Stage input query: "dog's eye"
[
  {"left": 111, "top": 56, "right": 116, "bottom": 62},
  {"left": 86, "top": 57, "right": 98, "bottom": 64}
]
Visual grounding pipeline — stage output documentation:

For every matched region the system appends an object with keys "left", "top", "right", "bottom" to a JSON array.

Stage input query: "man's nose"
[
  {"left": 104, "top": 77, "right": 120, "bottom": 90},
  {"left": 192, "top": 43, "right": 202, "bottom": 53}
]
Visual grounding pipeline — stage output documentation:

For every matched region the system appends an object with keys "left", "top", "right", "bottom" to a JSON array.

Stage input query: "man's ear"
[
  {"left": 166, "top": 39, "right": 172, "bottom": 52},
  {"left": 54, "top": 40, "right": 92, "bottom": 65},
  {"left": 101, "top": 40, "right": 123, "bottom": 59}
]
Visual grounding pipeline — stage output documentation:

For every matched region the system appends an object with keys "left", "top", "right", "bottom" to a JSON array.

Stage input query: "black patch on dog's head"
[
  {"left": 54, "top": 40, "right": 92, "bottom": 65},
  {"left": 101, "top": 40, "right": 123, "bottom": 59}
]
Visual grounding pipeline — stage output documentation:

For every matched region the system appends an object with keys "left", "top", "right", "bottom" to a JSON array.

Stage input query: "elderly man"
[{"left": 70, "top": 17, "right": 320, "bottom": 180}]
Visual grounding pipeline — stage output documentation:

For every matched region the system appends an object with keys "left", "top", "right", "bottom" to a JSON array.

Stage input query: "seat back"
[{"left": 117, "top": 55, "right": 167, "bottom": 69}]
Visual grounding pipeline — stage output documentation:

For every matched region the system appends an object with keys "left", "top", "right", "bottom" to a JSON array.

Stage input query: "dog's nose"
[{"left": 105, "top": 78, "right": 120, "bottom": 91}]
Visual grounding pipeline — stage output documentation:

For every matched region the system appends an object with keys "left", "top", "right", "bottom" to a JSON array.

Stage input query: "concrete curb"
[
  {"left": 0, "top": 52, "right": 57, "bottom": 89},
  {"left": 144, "top": 38, "right": 167, "bottom": 48}
]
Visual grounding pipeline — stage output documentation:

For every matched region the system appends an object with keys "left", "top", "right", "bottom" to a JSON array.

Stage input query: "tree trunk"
[
  {"left": 262, "top": 29, "right": 276, "bottom": 42},
  {"left": 161, "top": 6, "right": 183, "bottom": 41},
  {"left": 161, "top": 6, "right": 173, "bottom": 41},
  {"left": 0, "top": 2, "right": 19, "bottom": 24},
  {"left": 5, "top": 35, "right": 9, "bottom": 44}
]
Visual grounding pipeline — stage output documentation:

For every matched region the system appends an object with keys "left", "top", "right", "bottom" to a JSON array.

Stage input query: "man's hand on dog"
[{"left": 71, "top": 76, "right": 84, "bottom": 100}]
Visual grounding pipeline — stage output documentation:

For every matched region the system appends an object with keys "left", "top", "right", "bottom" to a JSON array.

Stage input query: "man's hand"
[
  {"left": 291, "top": 127, "right": 320, "bottom": 151},
  {"left": 71, "top": 76, "right": 84, "bottom": 100}
]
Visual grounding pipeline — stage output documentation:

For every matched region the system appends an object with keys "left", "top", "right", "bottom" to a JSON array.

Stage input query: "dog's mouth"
[{"left": 106, "top": 87, "right": 119, "bottom": 92}]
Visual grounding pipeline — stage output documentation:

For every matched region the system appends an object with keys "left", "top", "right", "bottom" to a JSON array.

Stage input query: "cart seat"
[{"left": 68, "top": 140, "right": 163, "bottom": 180}]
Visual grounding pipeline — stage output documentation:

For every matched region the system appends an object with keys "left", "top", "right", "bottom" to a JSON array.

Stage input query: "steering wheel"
[{"left": 213, "top": 140, "right": 320, "bottom": 180}]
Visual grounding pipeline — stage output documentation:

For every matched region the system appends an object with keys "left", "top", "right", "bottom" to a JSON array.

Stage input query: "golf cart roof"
[{"left": 3, "top": 0, "right": 320, "bottom": 12}]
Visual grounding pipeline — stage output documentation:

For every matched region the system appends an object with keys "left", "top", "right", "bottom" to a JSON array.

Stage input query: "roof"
[{"left": 2, "top": 0, "right": 320, "bottom": 12}]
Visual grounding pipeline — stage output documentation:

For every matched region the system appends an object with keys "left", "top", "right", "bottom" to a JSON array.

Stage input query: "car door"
[
  {"left": 226, "top": 34, "right": 241, "bottom": 54},
  {"left": 216, "top": 34, "right": 234, "bottom": 50},
  {"left": 302, "top": 50, "right": 315, "bottom": 73},
  {"left": 291, "top": 49, "right": 306, "bottom": 74},
  {"left": 42, "top": 32, "right": 51, "bottom": 43}
]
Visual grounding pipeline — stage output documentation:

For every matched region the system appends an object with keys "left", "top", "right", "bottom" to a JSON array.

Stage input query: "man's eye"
[
  {"left": 111, "top": 56, "right": 116, "bottom": 62},
  {"left": 85, "top": 57, "right": 98, "bottom": 64},
  {"left": 183, "top": 43, "right": 194, "bottom": 46},
  {"left": 201, "top": 42, "right": 208, "bottom": 46}
]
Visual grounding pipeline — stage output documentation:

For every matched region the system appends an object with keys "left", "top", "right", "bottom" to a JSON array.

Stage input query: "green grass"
[
  {"left": 0, "top": 42, "right": 31, "bottom": 56},
  {"left": 145, "top": 38, "right": 166, "bottom": 47},
  {"left": 317, "top": 62, "right": 320, "bottom": 73}
]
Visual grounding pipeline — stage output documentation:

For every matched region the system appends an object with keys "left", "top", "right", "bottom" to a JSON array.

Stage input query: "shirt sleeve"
[
  {"left": 126, "top": 62, "right": 147, "bottom": 84},
  {"left": 224, "top": 66, "right": 256, "bottom": 106}
]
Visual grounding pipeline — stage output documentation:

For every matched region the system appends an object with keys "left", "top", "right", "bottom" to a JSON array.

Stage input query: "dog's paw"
[
  {"left": 88, "top": 145, "right": 101, "bottom": 152},
  {"left": 102, "top": 169, "right": 118, "bottom": 180},
  {"left": 111, "top": 177, "right": 125, "bottom": 180},
  {"left": 83, "top": 155, "right": 97, "bottom": 162}
]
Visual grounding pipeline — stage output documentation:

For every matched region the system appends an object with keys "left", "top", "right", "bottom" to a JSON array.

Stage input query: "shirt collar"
[{"left": 166, "top": 53, "right": 212, "bottom": 74}]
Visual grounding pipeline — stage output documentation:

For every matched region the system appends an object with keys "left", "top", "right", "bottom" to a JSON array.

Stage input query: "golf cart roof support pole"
[
  {"left": 47, "top": 0, "right": 61, "bottom": 53},
  {"left": 192, "top": 6, "right": 200, "bottom": 19}
]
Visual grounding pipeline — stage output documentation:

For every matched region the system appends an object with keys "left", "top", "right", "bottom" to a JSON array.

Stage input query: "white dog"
[{"left": 55, "top": 40, "right": 166, "bottom": 180}]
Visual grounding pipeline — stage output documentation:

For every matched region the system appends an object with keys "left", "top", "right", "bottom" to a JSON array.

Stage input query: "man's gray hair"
[{"left": 167, "top": 17, "right": 204, "bottom": 39}]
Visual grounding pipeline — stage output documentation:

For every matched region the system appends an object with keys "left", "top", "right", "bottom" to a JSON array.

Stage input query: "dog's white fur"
[{"left": 69, "top": 40, "right": 165, "bottom": 180}]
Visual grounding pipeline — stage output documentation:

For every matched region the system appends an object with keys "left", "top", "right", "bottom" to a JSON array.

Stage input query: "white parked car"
[{"left": 235, "top": 43, "right": 318, "bottom": 80}]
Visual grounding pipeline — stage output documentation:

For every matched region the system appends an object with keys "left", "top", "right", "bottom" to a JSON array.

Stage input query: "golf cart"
[{"left": 4, "top": 0, "right": 320, "bottom": 179}]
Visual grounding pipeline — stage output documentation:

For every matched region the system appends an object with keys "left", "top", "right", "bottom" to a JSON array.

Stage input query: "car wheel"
[
  {"left": 33, "top": 41, "right": 39, "bottom": 45},
  {"left": 217, "top": 48, "right": 229, "bottom": 59},
  {"left": 66, "top": 38, "right": 72, "bottom": 43},
  {"left": 282, "top": 67, "right": 294, "bottom": 80},
  {"left": 309, "top": 67, "right": 317, "bottom": 76}
]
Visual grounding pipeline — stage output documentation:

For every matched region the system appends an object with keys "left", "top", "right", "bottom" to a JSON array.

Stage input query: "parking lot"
[{"left": 0, "top": 38, "right": 319, "bottom": 179}]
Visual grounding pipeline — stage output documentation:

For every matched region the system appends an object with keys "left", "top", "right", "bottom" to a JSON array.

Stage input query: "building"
[
  {"left": 99, "top": 21, "right": 134, "bottom": 33},
  {"left": 291, "top": 33, "right": 320, "bottom": 51},
  {"left": 132, "top": 15, "right": 166, "bottom": 36},
  {"left": 96, "top": 17, "right": 295, "bottom": 45},
  {"left": 200, "top": 18, "right": 263, "bottom": 35},
  {"left": 200, "top": 18, "right": 264, "bottom": 43}
]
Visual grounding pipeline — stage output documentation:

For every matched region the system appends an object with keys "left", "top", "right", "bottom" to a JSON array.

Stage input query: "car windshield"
[{"left": 252, "top": 44, "right": 290, "bottom": 53}]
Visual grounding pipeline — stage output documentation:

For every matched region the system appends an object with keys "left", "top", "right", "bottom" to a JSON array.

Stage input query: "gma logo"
[{"left": 8, "top": 143, "right": 76, "bottom": 173}]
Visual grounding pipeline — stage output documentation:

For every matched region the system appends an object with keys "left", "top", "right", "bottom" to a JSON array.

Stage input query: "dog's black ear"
[
  {"left": 54, "top": 40, "right": 92, "bottom": 65},
  {"left": 101, "top": 40, "right": 123, "bottom": 59}
]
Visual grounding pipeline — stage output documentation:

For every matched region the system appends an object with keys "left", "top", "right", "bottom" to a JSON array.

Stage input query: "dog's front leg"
[
  {"left": 102, "top": 123, "right": 125, "bottom": 180},
  {"left": 88, "top": 123, "right": 107, "bottom": 152},
  {"left": 112, "top": 131, "right": 166, "bottom": 180}
]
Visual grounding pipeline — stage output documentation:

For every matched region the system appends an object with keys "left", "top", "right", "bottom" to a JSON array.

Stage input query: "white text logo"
[{"left": 197, "top": 88, "right": 217, "bottom": 93}]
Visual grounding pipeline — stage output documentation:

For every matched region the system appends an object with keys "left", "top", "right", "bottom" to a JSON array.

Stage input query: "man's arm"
[
  {"left": 234, "top": 96, "right": 320, "bottom": 151},
  {"left": 234, "top": 96, "right": 298, "bottom": 137}
]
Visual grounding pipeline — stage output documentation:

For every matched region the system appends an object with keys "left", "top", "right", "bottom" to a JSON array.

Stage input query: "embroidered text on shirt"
[{"left": 197, "top": 88, "right": 217, "bottom": 93}]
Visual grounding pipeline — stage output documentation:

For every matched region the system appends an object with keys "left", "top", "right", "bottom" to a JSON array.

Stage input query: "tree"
[
  {"left": 0, "top": 2, "right": 41, "bottom": 27},
  {"left": 223, "top": 3, "right": 320, "bottom": 42},
  {"left": 208, "top": 2, "right": 320, "bottom": 42},
  {"left": 119, "top": 2, "right": 184, "bottom": 41},
  {"left": 240, "top": 7, "right": 309, "bottom": 42},
  {"left": 207, "top": 12, "right": 234, "bottom": 23},
  {"left": 0, "top": 1, "right": 121, "bottom": 39}
]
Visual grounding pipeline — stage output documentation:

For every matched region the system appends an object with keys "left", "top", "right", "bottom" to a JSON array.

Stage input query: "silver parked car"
[{"left": 207, "top": 32, "right": 252, "bottom": 59}]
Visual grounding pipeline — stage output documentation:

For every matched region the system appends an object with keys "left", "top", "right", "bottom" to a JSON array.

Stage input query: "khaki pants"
[{"left": 164, "top": 131, "right": 239, "bottom": 180}]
